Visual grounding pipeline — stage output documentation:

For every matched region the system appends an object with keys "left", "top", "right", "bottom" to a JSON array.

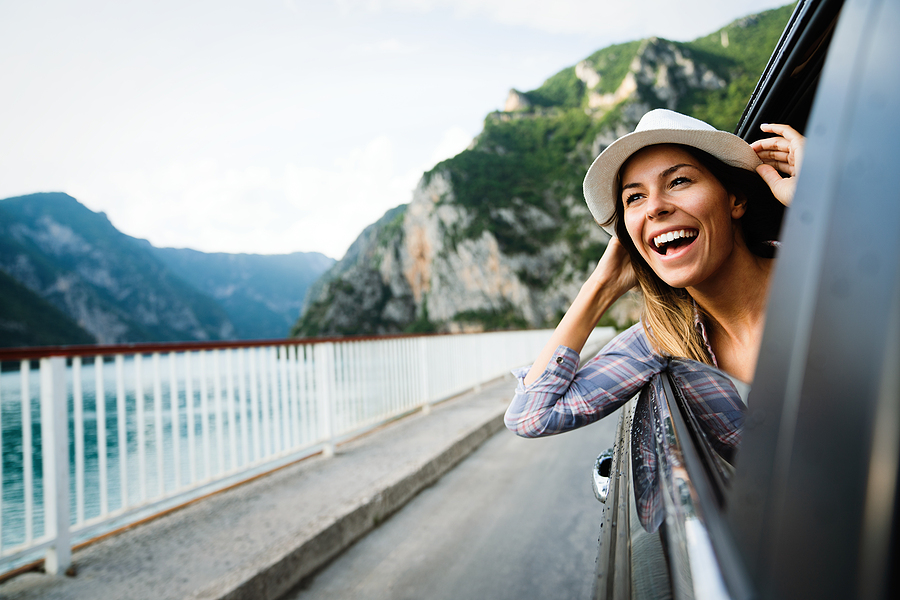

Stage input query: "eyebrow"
[{"left": 621, "top": 163, "right": 700, "bottom": 194}]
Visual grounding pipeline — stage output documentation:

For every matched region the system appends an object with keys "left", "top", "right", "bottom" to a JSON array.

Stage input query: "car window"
[{"left": 629, "top": 360, "right": 744, "bottom": 533}]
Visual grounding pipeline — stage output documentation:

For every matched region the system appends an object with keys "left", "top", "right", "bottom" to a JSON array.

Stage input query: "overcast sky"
[{"left": 0, "top": 0, "right": 790, "bottom": 259}]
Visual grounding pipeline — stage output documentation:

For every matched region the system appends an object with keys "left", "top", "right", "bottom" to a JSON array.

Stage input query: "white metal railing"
[{"left": 0, "top": 328, "right": 613, "bottom": 576}]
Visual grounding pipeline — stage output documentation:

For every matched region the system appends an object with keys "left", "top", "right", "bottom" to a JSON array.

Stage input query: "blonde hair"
[{"left": 629, "top": 255, "right": 713, "bottom": 364}]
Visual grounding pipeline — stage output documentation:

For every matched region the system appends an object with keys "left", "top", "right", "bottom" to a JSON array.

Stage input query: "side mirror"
[{"left": 593, "top": 448, "right": 614, "bottom": 503}]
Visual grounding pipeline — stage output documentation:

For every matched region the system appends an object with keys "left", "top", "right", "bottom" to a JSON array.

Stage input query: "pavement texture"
[{"left": 0, "top": 376, "right": 516, "bottom": 600}]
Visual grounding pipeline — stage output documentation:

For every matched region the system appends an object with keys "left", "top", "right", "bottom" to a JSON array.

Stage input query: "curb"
[{"left": 189, "top": 411, "right": 507, "bottom": 600}]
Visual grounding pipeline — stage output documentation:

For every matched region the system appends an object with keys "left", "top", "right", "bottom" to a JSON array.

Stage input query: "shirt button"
[{"left": 556, "top": 357, "right": 564, "bottom": 364}]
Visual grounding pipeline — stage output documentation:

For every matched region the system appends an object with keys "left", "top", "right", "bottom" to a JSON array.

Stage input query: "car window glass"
[
  {"left": 630, "top": 359, "right": 745, "bottom": 532},
  {"left": 667, "top": 358, "right": 745, "bottom": 469}
]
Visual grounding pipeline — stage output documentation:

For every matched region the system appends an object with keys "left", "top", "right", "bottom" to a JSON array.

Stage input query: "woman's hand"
[
  {"left": 751, "top": 123, "right": 806, "bottom": 206},
  {"left": 589, "top": 236, "right": 637, "bottom": 299}
]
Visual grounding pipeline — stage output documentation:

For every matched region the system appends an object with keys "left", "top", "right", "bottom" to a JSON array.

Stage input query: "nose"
[{"left": 645, "top": 191, "right": 673, "bottom": 220}]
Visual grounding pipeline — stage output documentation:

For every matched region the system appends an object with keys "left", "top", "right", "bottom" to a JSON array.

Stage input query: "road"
[{"left": 286, "top": 409, "right": 620, "bottom": 600}]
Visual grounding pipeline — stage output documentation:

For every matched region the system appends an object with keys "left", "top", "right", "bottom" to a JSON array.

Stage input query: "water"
[{"left": 0, "top": 350, "right": 317, "bottom": 552}]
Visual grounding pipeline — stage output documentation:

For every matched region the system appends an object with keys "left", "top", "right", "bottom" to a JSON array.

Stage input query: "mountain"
[
  {"left": 293, "top": 4, "right": 795, "bottom": 337},
  {"left": 151, "top": 247, "right": 334, "bottom": 339},
  {"left": 0, "top": 192, "right": 236, "bottom": 344},
  {"left": 291, "top": 205, "right": 411, "bottom": 337},
  {"left": 0, "top": 193, "right": 334, "bottom": 345},
  {"left": 0, "top": 269, "right": 96, "bottom": 347}
]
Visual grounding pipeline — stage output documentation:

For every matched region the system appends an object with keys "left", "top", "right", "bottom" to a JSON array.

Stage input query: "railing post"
[
  {"left": 40, "top": 357, "right": 71, "bottom": 575},
  {"left": 472, "top": 335, "right": 482, "bottom": 393},
  {"left": 315, "top": 342, "right": 335, "bottom": 457},
  {"left": 418, "top": 337, "right": 431, "bottom": 414}
]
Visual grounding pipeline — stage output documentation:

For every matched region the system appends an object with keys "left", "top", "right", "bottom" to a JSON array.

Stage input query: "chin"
[{"left": 652, "top": 269, "right": 703, "bottom": 290}]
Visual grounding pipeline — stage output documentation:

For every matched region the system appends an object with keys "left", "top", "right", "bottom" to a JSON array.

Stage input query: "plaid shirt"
[
  {"left": 505, "top": 323, "right": 668, "bottom": 437},
  {"left": 505, "top": 320, "right": 745, "bottom": 438},
  {"left": 506, "top": 320, "right": 747, "bottom": 535}
]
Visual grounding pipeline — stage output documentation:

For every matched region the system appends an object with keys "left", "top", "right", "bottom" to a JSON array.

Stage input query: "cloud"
[
  {"left": 330, "top": 0, "right": 788, "bottom": 38},
  {"left": 69, "top": 136, "right": 422, "bottom": 260},
  {"left": 67, "top": 125, "right": 477, "bottom": 260},
  {"left": 348, "top": 38, "right": 418, "bottom": 55},
  {"left": 284, "top": 136, "right": 421, "bottom": 254}
]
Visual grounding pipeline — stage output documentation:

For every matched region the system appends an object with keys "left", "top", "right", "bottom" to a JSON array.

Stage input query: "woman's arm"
[
  {"left": 751, "top": 123, "right": 806, "bottom": 206},
  {"left": 523, "top": 236, "right": 636, "bottom": 386},
  {"left": 506, "top": 321, "right": 667, "bottom": 437}
]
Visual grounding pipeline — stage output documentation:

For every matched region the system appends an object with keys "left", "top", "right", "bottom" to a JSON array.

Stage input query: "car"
[{"left": 590, "top": 0, "right": 899, "bottom": 598}]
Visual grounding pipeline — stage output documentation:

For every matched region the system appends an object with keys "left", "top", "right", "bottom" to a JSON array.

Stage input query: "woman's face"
[{"left": 620, "top": 144, "right": 746, "bottom": 289}]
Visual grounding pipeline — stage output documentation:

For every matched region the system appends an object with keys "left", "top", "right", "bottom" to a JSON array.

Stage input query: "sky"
[{"left": 0, "top": 0, "right": 790, "bottom": 260}]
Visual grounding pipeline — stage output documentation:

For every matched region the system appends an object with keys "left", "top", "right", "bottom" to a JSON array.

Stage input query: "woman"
[{"left": 505, "top": 109, "right": 804, "bottom": 438}]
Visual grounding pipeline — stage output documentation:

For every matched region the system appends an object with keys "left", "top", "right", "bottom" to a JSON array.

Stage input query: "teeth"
[{"left": 653, "top": 229, "right": 696, "bottom": 249}]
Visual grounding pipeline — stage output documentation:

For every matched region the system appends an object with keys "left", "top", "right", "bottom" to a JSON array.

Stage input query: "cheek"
[
  {"left": 623, "top": 212, "right": 640, "bottom": 245},
  {"left": 623, "top": 213, "right": 648, "bottom": 257}
]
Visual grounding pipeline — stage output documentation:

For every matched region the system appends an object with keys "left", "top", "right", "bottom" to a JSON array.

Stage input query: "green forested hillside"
[
  {"left": 515, "top": 3, "right": 795, "bottom": 127},
  {"left": 0, "top": 192, "right": 334, "bottom": 346},
  {"left": 682, "top": 3, "right": 797, "bottom": 128}
]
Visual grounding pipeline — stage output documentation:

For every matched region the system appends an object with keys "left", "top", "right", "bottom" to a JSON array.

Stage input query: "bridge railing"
[{"left": 0, "top": 327, "right": 614, "bottom": 577}]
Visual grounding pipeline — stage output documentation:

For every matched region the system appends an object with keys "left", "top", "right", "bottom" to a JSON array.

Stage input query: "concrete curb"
[{"left": 189, "top": 411, "right": 507, "bottom": 600}]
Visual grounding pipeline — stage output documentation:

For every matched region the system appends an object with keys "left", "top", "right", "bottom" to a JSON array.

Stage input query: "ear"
[{"left": 731, "top": 191, "right": 748, "bottom": 219}]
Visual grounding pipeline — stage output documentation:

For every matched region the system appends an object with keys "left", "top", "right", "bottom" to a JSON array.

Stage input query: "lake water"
[{"left": 0, "top": 351, "right": 309, "bottom": 551}]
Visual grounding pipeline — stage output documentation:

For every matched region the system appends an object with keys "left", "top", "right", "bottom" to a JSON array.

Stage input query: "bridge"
[{"left": 0, "top": 328, "right": 615, "bottom": 598}]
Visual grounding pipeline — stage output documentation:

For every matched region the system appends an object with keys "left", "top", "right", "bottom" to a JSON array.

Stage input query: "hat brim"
[{"left": 583, "top": 128, "right": 763, "bottom": 236}]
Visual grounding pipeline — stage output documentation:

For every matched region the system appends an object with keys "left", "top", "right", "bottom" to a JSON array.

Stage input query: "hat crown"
[{"left": 635, "top": 109, "right": 717, "bottom": 134}]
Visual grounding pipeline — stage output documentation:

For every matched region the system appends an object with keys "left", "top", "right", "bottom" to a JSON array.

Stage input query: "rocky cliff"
[{"left": 294, "top": 4, "right": 794, "bottom": 337}]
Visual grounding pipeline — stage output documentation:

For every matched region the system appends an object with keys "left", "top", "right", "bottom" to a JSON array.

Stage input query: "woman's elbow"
[
  {"left": 504, "top": 403, "right": 554, "bottom": 438},
  {"left": 504, "top": 407, "right": 528, "bottom": 437}
]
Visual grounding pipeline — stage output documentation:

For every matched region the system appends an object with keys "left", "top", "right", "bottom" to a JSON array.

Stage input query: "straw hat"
[{"left": 583, "top": 109, "right": 762, "bottom": 236}]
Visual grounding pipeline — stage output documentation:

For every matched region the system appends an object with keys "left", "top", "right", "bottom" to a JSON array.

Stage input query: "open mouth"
[{"left": 651, "top": 229, "right": 698, "bottom": 255}]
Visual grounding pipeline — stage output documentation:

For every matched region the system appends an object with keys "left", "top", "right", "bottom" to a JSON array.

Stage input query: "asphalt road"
[{"left": 286, "top": 409, "right": 620, "bottom": 600}]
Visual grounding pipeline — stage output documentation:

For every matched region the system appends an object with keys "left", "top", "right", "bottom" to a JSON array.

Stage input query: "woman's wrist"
[
  {"left": 586, "top": 270, "right": 630, "bottom": 306},
  {"left": 575, "top": 276, "right": 619, "bottom": 326}
]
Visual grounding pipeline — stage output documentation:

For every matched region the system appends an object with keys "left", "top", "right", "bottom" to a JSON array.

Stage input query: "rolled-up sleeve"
[{"left": 505, "top": 324, "right": 667, "bottom": 438}]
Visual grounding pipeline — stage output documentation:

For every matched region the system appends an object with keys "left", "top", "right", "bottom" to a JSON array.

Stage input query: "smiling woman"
[
  {"left": 615, "top": 140, "right": 788, "bottom": 380},
  {"left": 504, "top": 109, "right": 803, "bottom": 436}
]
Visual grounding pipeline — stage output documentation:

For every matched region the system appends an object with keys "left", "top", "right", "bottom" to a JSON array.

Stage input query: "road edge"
[{"left": 189, "top": 410, "right": 507, "bottom": 600}]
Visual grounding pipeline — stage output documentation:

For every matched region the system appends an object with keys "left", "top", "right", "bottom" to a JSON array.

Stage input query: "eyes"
[{"left": 622, "top": 176, "right": 692, "bottom": 207}]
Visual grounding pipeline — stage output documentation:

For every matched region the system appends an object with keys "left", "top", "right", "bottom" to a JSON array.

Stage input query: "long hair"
[{"left": 604, "top": 144, "right": 784, "bottom": 363}]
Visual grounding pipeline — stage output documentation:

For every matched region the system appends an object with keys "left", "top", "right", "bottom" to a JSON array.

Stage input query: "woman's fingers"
[
  {"left": 752, "top": 139, "right": 793, "bottom": 164},
  {"left": 752, "top": 123, "right": 806, "bottom": 177},
  {"left": 752, "top": 145, "right": 791, "bottom": 163},
  {"left": 757, "top": 155, "right": 794, "bottom": 173},
  {"left": 756, "top": 164, "right": 795, "bottom": 206},
  {"left": 755, "top": 121, "right": 806, "bottom": 205},
  {"left": 751, "top": 136, "right": 791, "bottom": 152},
  {"left": 759, "top": 122, "right": 804, "bottom": 142}
]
